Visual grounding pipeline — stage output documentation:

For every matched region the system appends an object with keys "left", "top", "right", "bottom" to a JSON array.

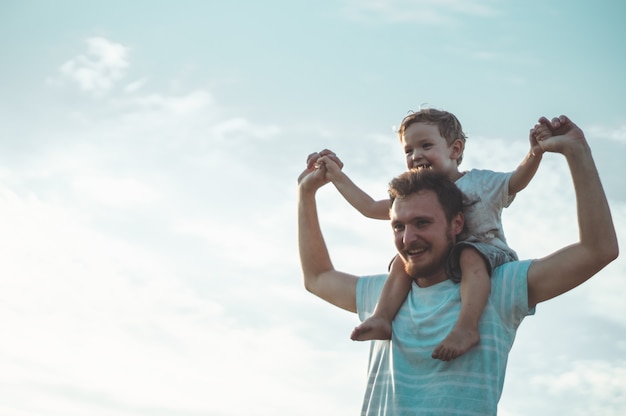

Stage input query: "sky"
[{"left": 0, "top": 0, "right": 625, "bottom": 415}]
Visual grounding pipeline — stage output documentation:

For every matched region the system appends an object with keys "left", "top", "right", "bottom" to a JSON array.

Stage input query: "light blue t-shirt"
[{"left": 356, "top": 260, "right": 535, "bottom": 415}]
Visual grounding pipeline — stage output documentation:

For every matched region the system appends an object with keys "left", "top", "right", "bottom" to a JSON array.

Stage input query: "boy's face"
[{"left": 401, "top": 122, "right": 462, "bottom": 178}]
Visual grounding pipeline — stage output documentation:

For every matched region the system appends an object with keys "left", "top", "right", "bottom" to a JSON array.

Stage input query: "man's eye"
[{"left": 392, "top": 224, "right": 405, "bottom": 232}]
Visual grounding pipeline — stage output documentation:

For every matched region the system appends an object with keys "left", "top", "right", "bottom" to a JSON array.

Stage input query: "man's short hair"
[{"left": 388, "top": 170, "right": 463, "bottom": 223}]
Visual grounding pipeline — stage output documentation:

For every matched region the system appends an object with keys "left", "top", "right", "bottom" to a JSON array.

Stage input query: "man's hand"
[
  {"left": 302, "top": 149, "right": 345, "bottom": 186},
  {"left": 306, "top": 149, "right": 344, "bottom": 171},
  {"left": 297, "top": 162, "right": 329, "bottom": 193},
  {"left": 532, "top": 115, "right": 586, "bottom": 155}
]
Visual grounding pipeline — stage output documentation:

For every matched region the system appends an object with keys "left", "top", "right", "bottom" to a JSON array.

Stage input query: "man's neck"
[{"left": 414, "top": 271, "right": 449, "bottom": 288}]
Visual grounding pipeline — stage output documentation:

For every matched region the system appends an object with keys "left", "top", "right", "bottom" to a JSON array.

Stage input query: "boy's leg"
[
  {"left": 351, "top": 256, "right": 412, "bottom": 341},
  {"left": 432, "top": 247, "right": 489, "bottom": 361}
]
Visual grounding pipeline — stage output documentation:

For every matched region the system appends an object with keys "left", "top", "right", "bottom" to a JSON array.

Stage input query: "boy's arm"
[
  {"left": 508, "top": 127, "right": 546, "bottom": 194},
  {"left": 315, "top": 152, "right": 390, "bottom": 220},
  {"left": 526, "top": 116, "right": 618, "bottom": 308},
  {"left": 297, "top": 163, "right": 359, "bottom": 313},
  {"left": 331, "top": 170, "right": 391, "bottom": 220}
]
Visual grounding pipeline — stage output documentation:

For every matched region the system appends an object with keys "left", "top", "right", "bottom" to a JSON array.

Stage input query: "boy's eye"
[
  {"left": 404, "top": 148, "right": 412, "bottom": 155},
  {"left": 423, "top": 143, "right": 433, "bottom": 149}
]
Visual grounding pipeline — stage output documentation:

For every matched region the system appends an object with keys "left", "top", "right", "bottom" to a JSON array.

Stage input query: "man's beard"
[{"left": 404, "top": 230, "right": 455, "bottom": 279}]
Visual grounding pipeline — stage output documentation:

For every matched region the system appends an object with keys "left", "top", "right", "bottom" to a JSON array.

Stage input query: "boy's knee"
[
  {"left": 459, "top": 246, "right": 482, "bottom": 261},
  {"left": 459, "top": 246, "right": 489, "bottom": 271}
]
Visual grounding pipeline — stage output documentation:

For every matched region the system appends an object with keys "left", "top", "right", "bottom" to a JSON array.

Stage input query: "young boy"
[{"left": 307, "top": 108, "right": 544, "bottom": 361}]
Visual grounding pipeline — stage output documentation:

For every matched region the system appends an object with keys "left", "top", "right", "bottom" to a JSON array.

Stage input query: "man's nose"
[{"left": 403, "top": 225, "right": 417, "bottom": 245}]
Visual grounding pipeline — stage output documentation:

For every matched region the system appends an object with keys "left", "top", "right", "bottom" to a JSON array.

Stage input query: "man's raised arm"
[
  {"left": 298, "top": 159, "right": 359, "bottom": 313},
  {"left": 527, "top": 116, "right": 619, "bottom": 308}
]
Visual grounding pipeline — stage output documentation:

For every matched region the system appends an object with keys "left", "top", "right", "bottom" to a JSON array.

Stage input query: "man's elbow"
[
  {"left": 603, "top": 243, "right": 619, "bottom": 265},
  {"left": 593, "top": 241, "right": 619, "bottom": 271},
  {"left": 302, "top": 272, "right": 322, "bottom": 295},
  {"left": 303, "top": 276, "right": 316, "bottom": 294}
]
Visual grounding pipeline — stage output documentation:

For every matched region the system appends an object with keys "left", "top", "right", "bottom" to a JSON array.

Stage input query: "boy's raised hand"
[
  {"left": 299, "top": 149, "right": 345, "bottom": 191},
  {"left": 305, "top": 149, "right": 344, "bottom": 181},
  {"left": 532, "top": 115, "right": 586, "bottom": 155},
  {"left": 529, "top": 120, "right": 549, "bottom": 157},
  {"left": 306, "top": 149, "right": 344, "bottom": 170}
]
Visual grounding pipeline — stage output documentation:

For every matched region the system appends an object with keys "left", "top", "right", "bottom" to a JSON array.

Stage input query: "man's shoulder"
[
  {"left": 492, "top": 260, "right": 533, "bottom": 280},
  {"left": 357, "top": 274, "right": 388, "bottom": 294},
  {"left": 356, "top": 274, "right": 388, "bottom": 320},
  {"left": 490, "top": 260, "right": 536, "bottom": 323}
]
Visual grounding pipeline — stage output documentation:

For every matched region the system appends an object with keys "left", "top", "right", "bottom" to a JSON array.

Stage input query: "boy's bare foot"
[
  {"left": 431, "top": 326, "right": 480, "bottom": 361},
  {"left": 350, "top": 316, "right": 392, "bottom": 341}
]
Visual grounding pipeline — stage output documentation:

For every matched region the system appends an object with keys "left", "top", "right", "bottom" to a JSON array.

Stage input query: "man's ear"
[
  {"left": 450, "top": 139, "right": 464, "bottom": 161},
  {"left": 452, "top": 211, "right": 464, "bottom": 237}
]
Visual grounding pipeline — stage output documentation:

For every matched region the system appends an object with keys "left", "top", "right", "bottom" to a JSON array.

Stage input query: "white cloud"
[
  {"left": 588, "top": 124, "right": 626, "bottom": 144},
  {"left": 341, "top": 0, "right": 500, "bottom": 23},
  {"left": 59, "top": 37, "right": 130, "bottom": 96},
  {"left": 123, "top": 78, "right": 146, "bottom": 93},
  {"left": 129, "top": 90, "right": 212, "bottom": 115},
  {"left": 0, "top": 173, "right": 364, "bottom": 415},
  {"left": 212, "top": 117, "right": 282, "bottom": 141},
  {"left": 529, "top": 361, "right": 626, "bottom": 416},
  {"left": 73, "top": 175, "right": 162, "bottom": 206}
]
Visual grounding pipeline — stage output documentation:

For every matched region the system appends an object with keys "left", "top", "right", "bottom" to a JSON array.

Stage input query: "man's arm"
[
  {"left": 527, "top": 116, "right": 619, "bottom": 308},
  {"left": 298, "top": 163, "right": 359, "bottom": 313}
]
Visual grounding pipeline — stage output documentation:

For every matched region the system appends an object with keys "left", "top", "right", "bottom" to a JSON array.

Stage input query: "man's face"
[{"left": 390, "top": 190, "right": 462, "bottom": 287}]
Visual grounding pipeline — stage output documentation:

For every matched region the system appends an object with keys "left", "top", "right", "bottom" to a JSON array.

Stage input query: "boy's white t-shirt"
[{"left": 456, "top": 169, "right": 515, "bottom": 253}]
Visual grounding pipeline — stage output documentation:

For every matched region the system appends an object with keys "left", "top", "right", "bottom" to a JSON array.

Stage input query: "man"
[{"left": 297, "top": 116, "right": 618, "bottom": 415}]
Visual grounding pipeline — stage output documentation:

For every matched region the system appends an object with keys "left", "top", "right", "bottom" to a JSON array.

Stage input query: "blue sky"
[{"left": 1, "top": 1, "right": 625, "bottom": 415}]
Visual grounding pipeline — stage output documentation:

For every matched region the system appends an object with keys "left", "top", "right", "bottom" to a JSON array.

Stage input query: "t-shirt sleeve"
[
  {"left": 490, "top": 260, "right": 535, "bottom": 329},
  {"left": 356, "top": 274, "right": 387, "bottom": 323}
]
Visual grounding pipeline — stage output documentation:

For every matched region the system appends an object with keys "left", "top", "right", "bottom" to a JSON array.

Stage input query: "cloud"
[
  {"left": 123, "top": 78, "right": 147, "bottom": 93},
  {"left": 72, "top": 174, "right": 162, "bottom": 206},
  {"left": 529, "top": 361, "right": 626, "bottom": 416},
  {"left": 59, "top": 37, "right": 130, "bottom": 96},
  {"left": 341, "top": 0, "right": 500, "bottom": 24},
  {"left": 0, "top": 173, "right": 365, "bottom": 415},
  {"left": 588, "top": 124, "right": 626, "bottom": 144}
]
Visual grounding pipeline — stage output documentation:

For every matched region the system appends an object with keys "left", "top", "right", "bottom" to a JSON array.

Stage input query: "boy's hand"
[
  {"left": 529, "top": 118, "right": 550, "bottom": 157},
  {"left": 299, "top": 149, "right": 345, "bottom": 192},
  {"left": 532, "top": 115, "right": 586, "bottom": 155},
  {"left": 306, "top": 149, "right": 344, "bottom": 171},
  {"left": 306, "top": 149, "right": 345, "bottom": 182}
]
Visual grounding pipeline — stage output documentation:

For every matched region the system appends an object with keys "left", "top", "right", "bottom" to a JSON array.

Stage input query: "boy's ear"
[{"left": 450, "top": 139, "right": 464, "bottom": 160}]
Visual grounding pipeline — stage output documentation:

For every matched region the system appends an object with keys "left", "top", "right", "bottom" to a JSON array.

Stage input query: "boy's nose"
[{"left": 411, "top": 153, "right": 424, "bottom": 167}]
